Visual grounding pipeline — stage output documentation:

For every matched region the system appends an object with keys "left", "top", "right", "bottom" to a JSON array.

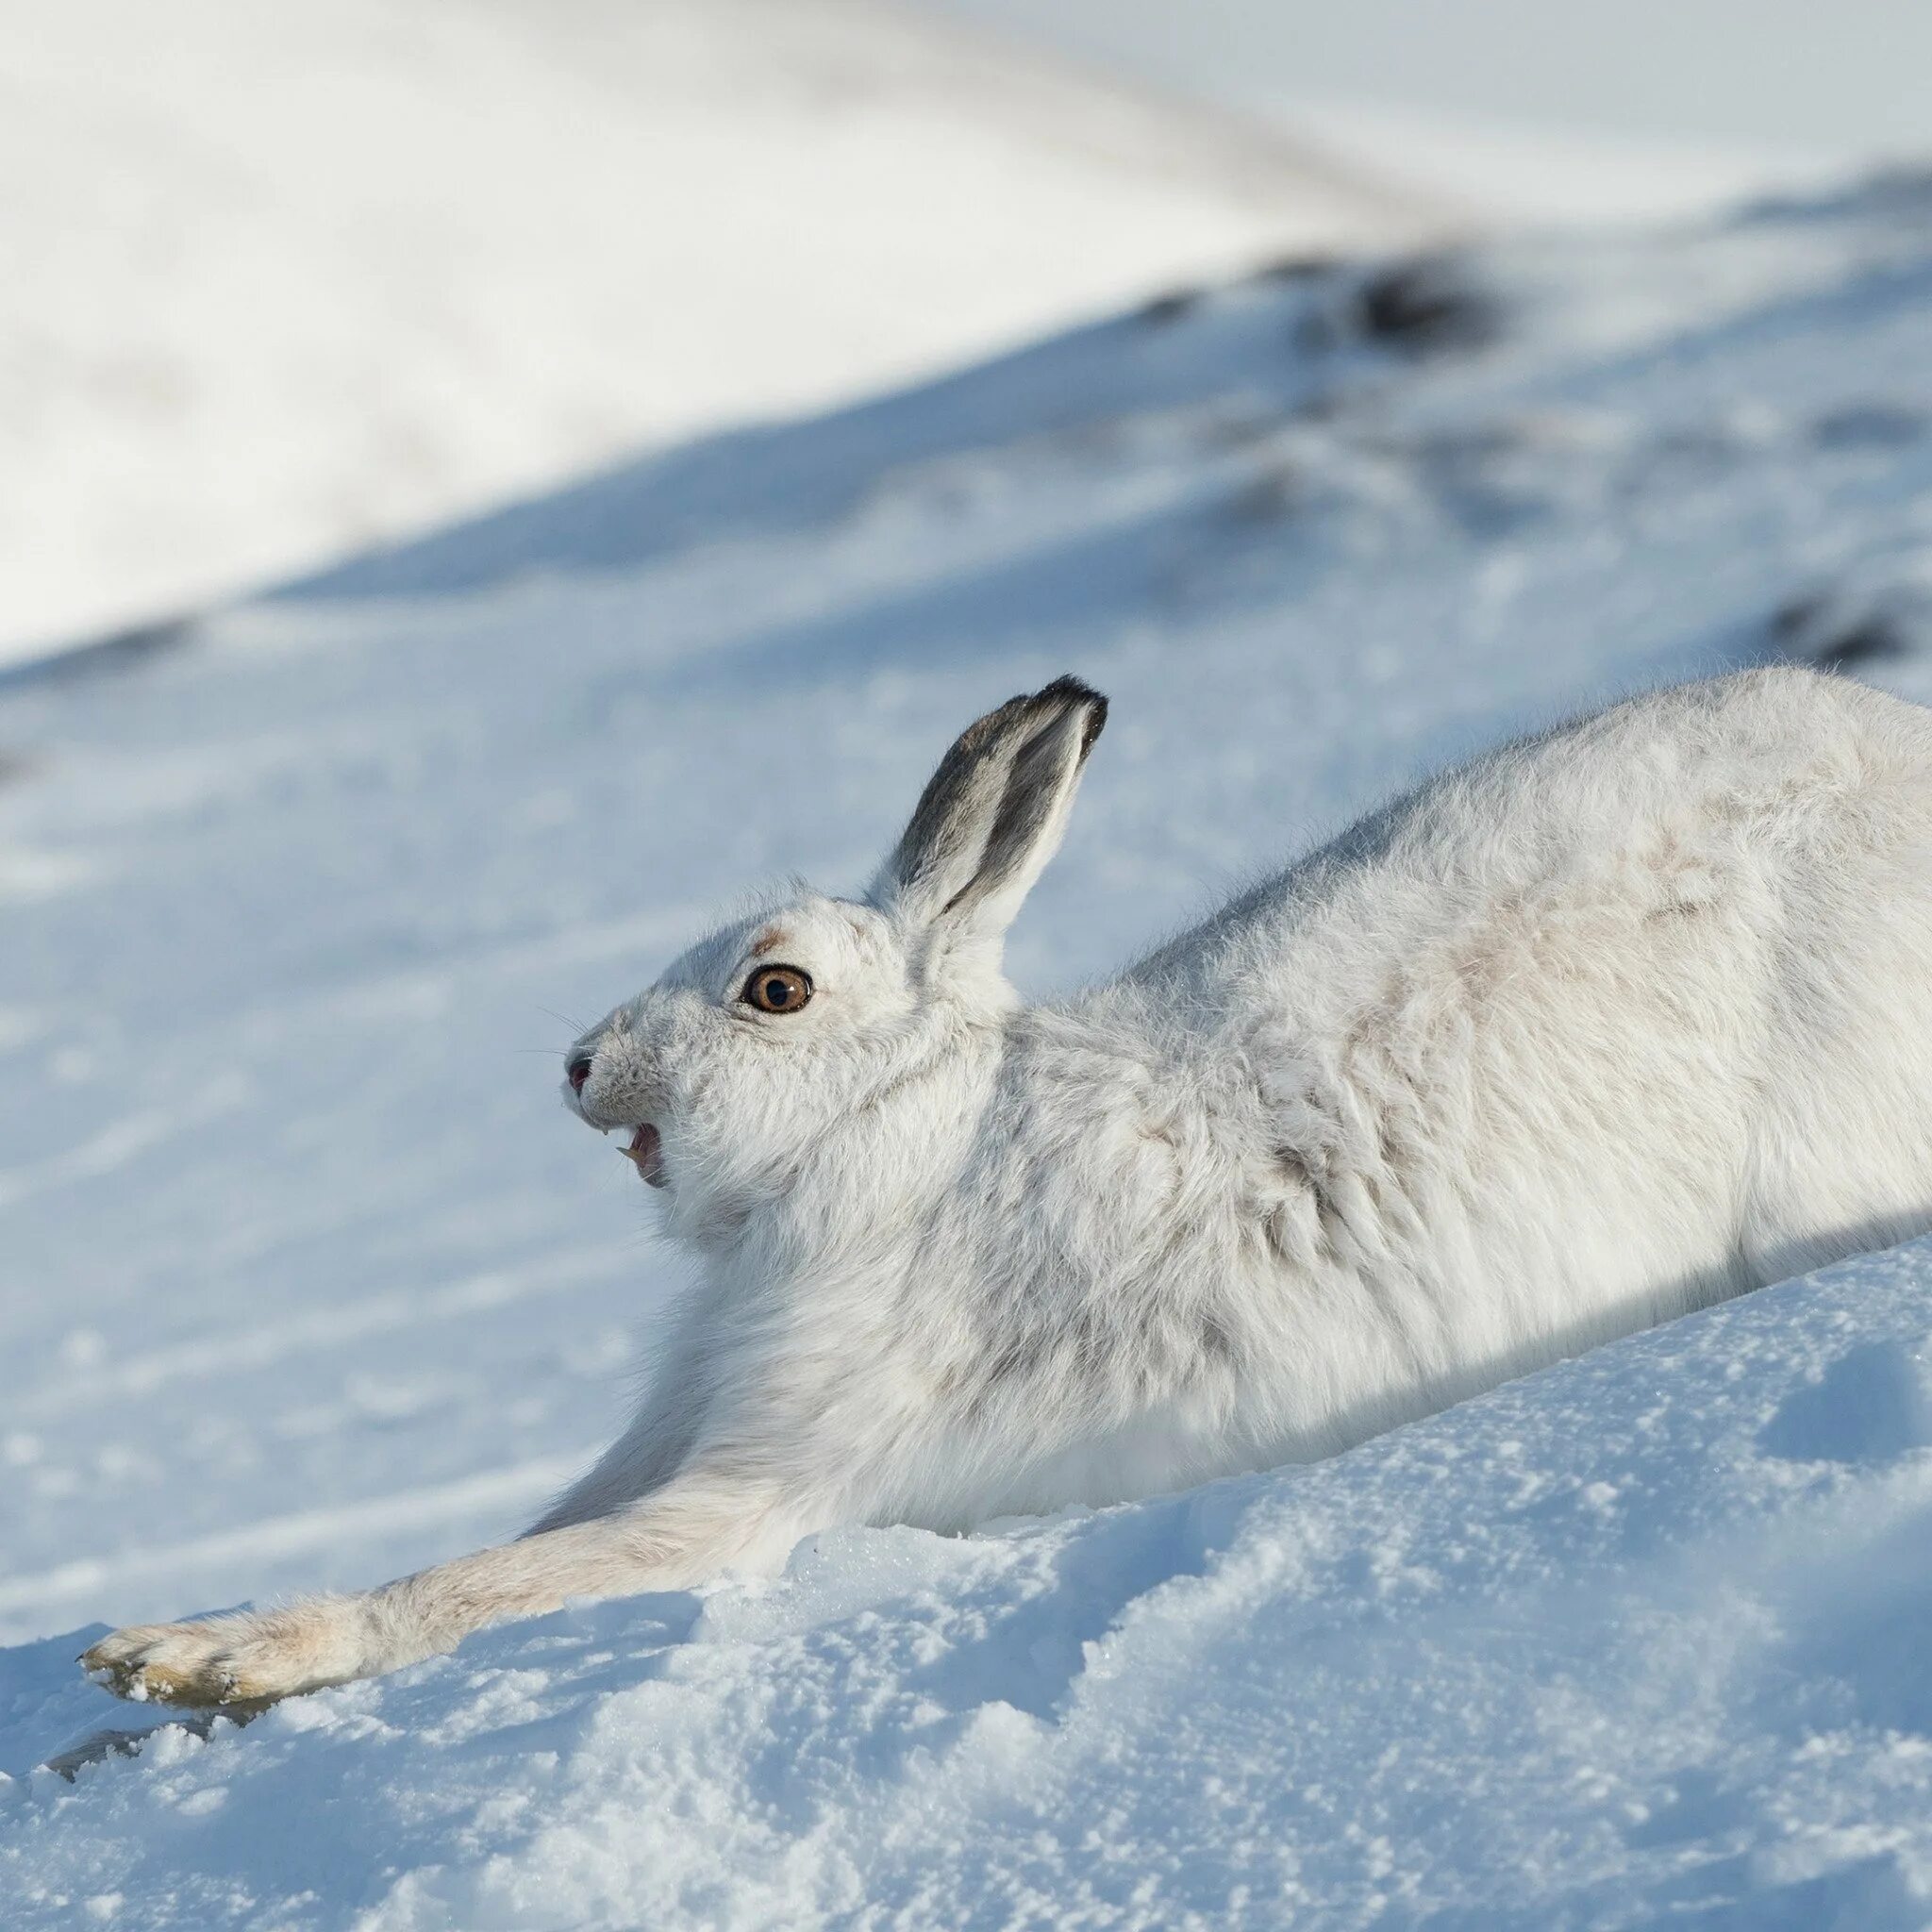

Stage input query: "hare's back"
[
  {"left": 1140, "top": 666, "right": 1932, "bottom": 1301},
  {"left": 1130, "top": 667, "right": 1932, "bottom": 1016}
]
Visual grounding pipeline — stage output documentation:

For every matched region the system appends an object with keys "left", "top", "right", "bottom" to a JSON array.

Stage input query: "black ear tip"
[
  {"left": 1037, "top": 673, "right": 1105, "bottom": 705},
  {"left": 1036, "top": 675, "right": 1108, "bottom": 753}
]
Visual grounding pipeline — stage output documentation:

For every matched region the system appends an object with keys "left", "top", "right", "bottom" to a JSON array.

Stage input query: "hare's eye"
[{"left": 742, "top": 964, "right": 813, "bottom": 1015}]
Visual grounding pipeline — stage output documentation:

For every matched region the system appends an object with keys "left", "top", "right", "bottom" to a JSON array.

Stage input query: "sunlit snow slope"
[
  {"left": 0, "top": 0, "right": 1438, "bottom": 667},
  {"left": 5, "top": 174, "right": 1932, "bottom": 1926}
]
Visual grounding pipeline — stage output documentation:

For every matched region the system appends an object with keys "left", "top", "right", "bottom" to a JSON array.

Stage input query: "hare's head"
[{"left": 564, "top": 676, "right": 1107, "bottom": 1240}]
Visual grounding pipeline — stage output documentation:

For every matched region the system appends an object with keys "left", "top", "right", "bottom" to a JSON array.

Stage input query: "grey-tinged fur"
[
  {"left": 875, "top": 675, "right": 1106, "bottom": 927},
  {"left": 81, "top": 667, "right": 1932, "bottom": 1709}
]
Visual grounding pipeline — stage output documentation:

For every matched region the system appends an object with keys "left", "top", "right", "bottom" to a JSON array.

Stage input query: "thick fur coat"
[{"left": 86, "top": 666, "right": 1932, "bottom": 1706}]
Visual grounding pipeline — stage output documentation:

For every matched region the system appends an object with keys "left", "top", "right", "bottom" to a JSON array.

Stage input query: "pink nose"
[{"left": 567, "top": 1052, "right": 593, "bottom": 1094}]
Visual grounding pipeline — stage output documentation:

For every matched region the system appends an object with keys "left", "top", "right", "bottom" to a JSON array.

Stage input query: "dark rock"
[{"left": 1347, "top": 255, "right": 1499, "bottom": 355}]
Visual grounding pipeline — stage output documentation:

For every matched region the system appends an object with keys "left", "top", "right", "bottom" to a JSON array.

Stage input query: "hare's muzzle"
[{"left": 621, "top": 1123, "right": 667, "bottom": 1188}]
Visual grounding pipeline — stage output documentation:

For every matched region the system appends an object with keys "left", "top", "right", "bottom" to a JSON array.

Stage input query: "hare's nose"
[{"left": 567, "top": 1051, "right": 594, "bottom": 1095}]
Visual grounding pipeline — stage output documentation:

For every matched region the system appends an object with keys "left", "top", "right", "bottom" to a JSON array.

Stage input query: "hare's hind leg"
[{"left": 82, "top": 1468, "right": 791, "bottom": 1708}]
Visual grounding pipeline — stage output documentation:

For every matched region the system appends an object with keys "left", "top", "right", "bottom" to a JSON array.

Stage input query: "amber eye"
[{"left": 742, "top": 964, "right": 813, "bottom": 1014}]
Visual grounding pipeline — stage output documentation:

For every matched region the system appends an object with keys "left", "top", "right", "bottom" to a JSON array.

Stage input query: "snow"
[
  {"left": 6, "top": 170, "right": 1932, "bottom": 1923},
  {"left": 9, "top": 1250, "right": 1932, "bottom": 1926},
  {"left": 1280, "top": 98, "right": 1837, "bottom": 231},
  {"left": 0, "top": 0, "right": 1441, "bottom": 671}
]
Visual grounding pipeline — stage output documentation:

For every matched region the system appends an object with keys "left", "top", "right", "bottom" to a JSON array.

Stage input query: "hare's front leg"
[{"left": 82, "top": 1469, "right": 791, "bottom": 1708}]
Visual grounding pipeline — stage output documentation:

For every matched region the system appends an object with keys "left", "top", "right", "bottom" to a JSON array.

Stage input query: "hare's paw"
[
  {"left": 82, "top": 1620, "right": 263, "bottom": 1707},
  {"left": 80, "top": 1603, "right": 362, "bottom": 1708}
]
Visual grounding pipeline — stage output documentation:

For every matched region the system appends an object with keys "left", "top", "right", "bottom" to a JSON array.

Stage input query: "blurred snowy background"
[
  {"left": 7, "top": 6, "right": 1932, "bottom": 1925},
  {"left": 5, "top": 0, "right": 1909, "bottom": 668}
]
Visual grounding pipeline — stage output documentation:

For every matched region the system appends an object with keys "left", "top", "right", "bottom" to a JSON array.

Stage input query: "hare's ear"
[{"left": 871, "top": 675, "right": 1108, "bottom": 948}]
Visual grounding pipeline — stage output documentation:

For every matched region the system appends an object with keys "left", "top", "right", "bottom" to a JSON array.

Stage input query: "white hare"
[{"left": 85, "top": 666, "right": 1932, "bottom": 1708}]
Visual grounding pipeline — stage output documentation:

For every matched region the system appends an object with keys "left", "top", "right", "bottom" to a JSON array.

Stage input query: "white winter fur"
[{"left": 84, "top": 666, "right": 1932, "bottom": 1707}]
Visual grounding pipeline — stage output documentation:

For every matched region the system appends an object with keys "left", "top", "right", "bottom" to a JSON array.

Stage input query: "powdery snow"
[
  {"left": 13, "top": 1240, "right": 1932, "bottom": 1927},
  {"left": 5, "top": 173, "right": 1932, "bottom": 1924}
]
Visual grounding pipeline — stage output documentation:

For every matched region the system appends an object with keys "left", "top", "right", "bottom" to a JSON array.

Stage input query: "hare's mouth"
[{"left": 619, "top": 1123, "right": 667, "bottom": 1189}]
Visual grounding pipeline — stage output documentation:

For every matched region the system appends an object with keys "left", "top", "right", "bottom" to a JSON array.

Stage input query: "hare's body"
[{"left": 87, "top": 667, "right": 1932, "bottom": 1708}]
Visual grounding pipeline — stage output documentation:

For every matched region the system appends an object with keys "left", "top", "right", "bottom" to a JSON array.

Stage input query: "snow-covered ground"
[
  {"left": 0, "top": 0, "right": 1441, "bottom": 670},
  {"left": 5, "top": 170, "right": 1932, "bottom": 1924},
  {"left": 7, "top": 0, "right": 1847, "bottom": 674}
]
